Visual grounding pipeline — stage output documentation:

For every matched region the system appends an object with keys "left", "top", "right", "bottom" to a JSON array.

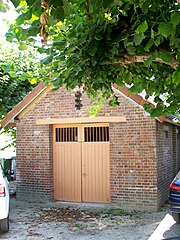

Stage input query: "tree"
[
  {"left": 0, "top": 37, "right": 42, "bottom": 147},
  {"left": 1, "top": 0, "right": 180, "bottom": 118}
]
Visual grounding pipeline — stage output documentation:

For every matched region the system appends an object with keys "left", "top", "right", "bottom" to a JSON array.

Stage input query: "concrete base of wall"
[
  {"left": 16, "top": 192, "right": 53, "bottom": 203},
  {"left": 112, "top": 200, "right": 158, "bottom": 212},
  {"left": 15, "top": 191, "right": 159, "bottom": 212}
]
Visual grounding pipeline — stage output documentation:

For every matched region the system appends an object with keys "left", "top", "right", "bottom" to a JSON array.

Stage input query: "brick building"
[{"left": 1, "top": 82, "right": 180, "bottom": 211}]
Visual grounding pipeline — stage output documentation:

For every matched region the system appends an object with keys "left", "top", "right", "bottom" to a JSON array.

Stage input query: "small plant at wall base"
[{"left": 1, "top": 0, "right": 180, "bottom": 119}]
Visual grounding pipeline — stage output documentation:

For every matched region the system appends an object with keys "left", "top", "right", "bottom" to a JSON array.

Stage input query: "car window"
[
  {"left": 0, "top": 163, "right": 3, "bottom": 172},
  {"left": 175, "top": 171, "right": 180, "bottom": 180},
  {"left": 0, "top": 163, "right": 5, "bottom": 176}
]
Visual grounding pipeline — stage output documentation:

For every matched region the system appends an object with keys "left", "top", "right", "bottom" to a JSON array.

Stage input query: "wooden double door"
[{"left": 53, "top": 123, "right": 110, "bottom": 203}]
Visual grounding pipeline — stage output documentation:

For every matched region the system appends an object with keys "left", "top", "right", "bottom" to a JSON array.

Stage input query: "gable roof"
[
  {"left": 0, "top": 82, "right": 178, "bottom": 128},
  {"left": 1, "top": 82, "right": 48, "bottom": 128}
]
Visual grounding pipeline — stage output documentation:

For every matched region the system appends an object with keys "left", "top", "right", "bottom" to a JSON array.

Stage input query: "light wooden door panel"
[
  {"left": 53, "top": 124, "right": 110, "bottom": 203},
  {"left": 54, "top": 142, "right": 81, "bottom": 202},
  {"left": 82, "top": 142, "right": 110, "bottom": 203}
]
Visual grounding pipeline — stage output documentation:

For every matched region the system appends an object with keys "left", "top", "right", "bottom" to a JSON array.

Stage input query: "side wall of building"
[
  {"left": 109, "top": 101, "right": 158, "bottom": 211},
  {"left": 156, "top": 122, "right": 180, "bottom": 209},
  {"left": 16, "top": 87, "right": 158, "bottom": 210}
]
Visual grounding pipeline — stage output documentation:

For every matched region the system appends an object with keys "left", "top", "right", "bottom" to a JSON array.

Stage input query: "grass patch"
[{"left": 94, "top": 208, "right": 132, "bottom": 216}]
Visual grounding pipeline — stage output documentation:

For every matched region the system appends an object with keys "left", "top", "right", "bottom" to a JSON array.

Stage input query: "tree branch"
[
  {"left": 86, "top": 0, "right": 91, "bottom": 19},
  {"left": 117, "top": 53, "right": 179, "bottom": 69}
]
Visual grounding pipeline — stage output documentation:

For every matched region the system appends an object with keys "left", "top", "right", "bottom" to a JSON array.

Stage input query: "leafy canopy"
[
  {"left": 0, "top": 38, "right": 42, "bottom": 120},
  {"left": 3, "top": 0, "right": 180, "bottom": 117},
  {"left": 0, "top": 37, "right": 42, "bottom": 147}
]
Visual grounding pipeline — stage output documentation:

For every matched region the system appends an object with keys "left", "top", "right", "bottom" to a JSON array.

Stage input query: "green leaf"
[
  {"left": 24, "top": 24, "right": 39, "bottom": 38},
  {"left": 144, "top": 57, "right": 152, "bottom": 67},
  {"left": 133, "top": 33, "right": 146, "bottom": 46},
  {"left": 20, "top": 72, "right": 30, "bottom": 80},
  {"left": 53, "top": 77, "right": 61, "bottom": 87},
  {"left": 115, "top": 78, "right": 124, "bottom": 87},
  {"left": 52, "top": 40, "right": 66, "bottom": 49},
  {"left": 88, "top": 104, "right": 104, "bottom": 117},
  {"left": 154, "top": 36, "right": 161, "bottom": 46},
  {"left": 74, "top": 65, "right": 82, "bottom": 73},
  {"left": 88, "top": 44, "right": 97, "bottom": 56},
  {"left": 0, "top": 2, "right": 9, "bottom": 12},
  {"left": 16, "top": 9, "right": 32, "bottom": 25},
  {"left": 2, "top": 64, "right": 11, "bottom": 73},
  {"left": 41, "top": 55, "right": 53, "bottom": 65},
  {"left": 141, "top": 0, "right": 151, "bottom": 13},
  {"left": 176, "top": 52, "right": 180, "bottom": 61},
  {"left": 174, "top": 38, "right": 180, "bottom": 49},
  {"left": 26, "top": 0, "right": 36, "bottom": 6},
  {"left": 170, "top": 12, "right": 180, "bottom": 26},
  {"left": 124, "top": 72, "right": 133, "bottom": 83},
  {"left": 31, "top": 1, "right": 40, "bottom": 12},
  {"left": 109, "top": 95, "right": 119, "bottom": 107},
  {"left": 14, "top": 27, "right": 22, "bottom": 39},
  {"left": 127, "top": 45, "right": 136, "bottom": 55},
  {"left": 51, "top": 6, "right": 64, "bottom": 22},
  {"left": 172, "top": 70, "right": 180, "bottom": 83},
  {"left": 103, "top": 0, "right": 114, "bottom": 8},
  {"left": 51, "top": 0, "right": 64, "bottom": 7},
  {"left": 160, "top": 51, "right": 173, "bottom": 63},
  {"left": 91, "top": 58, "right": 97, "bottom": 66},
  {"left": 123, "top": 38, "right": 128, "bottom": 48},
  {"left": 9, "top": 71, "right": 18, "bottom": 78},
  {"left": 144, "top": 39, "right": 154, "bottom": 51},
  {"left": 150, "top": 107, "right": 162, "bottom": 118},
  {"left": 173, "top": 87, "right": 180, "bottom": 96},
  {"left": 19, "top": 42, "right": 28, "bottom": 50},
  {"left": 151, "top": 28, "right": 154, "bottom": 39},
  {"left": 144, "top": 51, "right": 158, "bottom": 67},
  {"left": 10, "top": 0, "right": 21, "bottom": 7},
  {"left": 129, "top": 83, "right": 144, "bottom": 94},
  {"left": 158, "top": 23, "right": 174, "bottom": 38},
  {"left": 135, "top": 21, "right": 148, "bottom": 34}
]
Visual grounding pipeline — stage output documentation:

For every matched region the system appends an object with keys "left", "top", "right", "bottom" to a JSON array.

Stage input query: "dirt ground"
[{"left": 1, "top": 197, "right": 179, "bottom": 240}]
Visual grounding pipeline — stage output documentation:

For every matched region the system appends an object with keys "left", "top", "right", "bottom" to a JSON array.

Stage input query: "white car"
[{"left": 0, "top": 163, "right": 9, "bottom": 233}]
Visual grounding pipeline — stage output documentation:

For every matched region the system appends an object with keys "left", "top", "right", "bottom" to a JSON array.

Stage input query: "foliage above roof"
[
  {"left": 0, "top": 38, "right": 41, "bottom": 121},
  {"left": 2, "top": 0, "right": 180, "bottom": 118},
  {"left": 0, "top": 37, "right": 42, "bottom": 148}
]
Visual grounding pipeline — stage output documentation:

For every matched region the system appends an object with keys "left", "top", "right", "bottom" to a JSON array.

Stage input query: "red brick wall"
[
  {"left": 16, "top": 123, "right": 53, "bottom": 200},
  {"left": 177, "top": 130, "right": 180, "bottom": 171},
  {"left": 156, "top": 122, "right": 180, "bottom": 209},
  {"left": 16, "top": 86, "right": 160, "bottom": 210},
  {"left": 109, "top": 98, "right": 158, "bottom": 211}
]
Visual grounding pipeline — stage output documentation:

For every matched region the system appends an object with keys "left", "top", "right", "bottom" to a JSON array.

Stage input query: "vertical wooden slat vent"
[
  {"left": 56, "top": 127, "right": 78, "bottom": 142},
  {"left": 84, "top": 127, "right": 109, "bottom": 142}
]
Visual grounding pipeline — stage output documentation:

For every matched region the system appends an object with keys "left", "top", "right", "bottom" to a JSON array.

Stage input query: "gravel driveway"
[{"left": 0, "top": 198, "right": 179, "bottom": 240}]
